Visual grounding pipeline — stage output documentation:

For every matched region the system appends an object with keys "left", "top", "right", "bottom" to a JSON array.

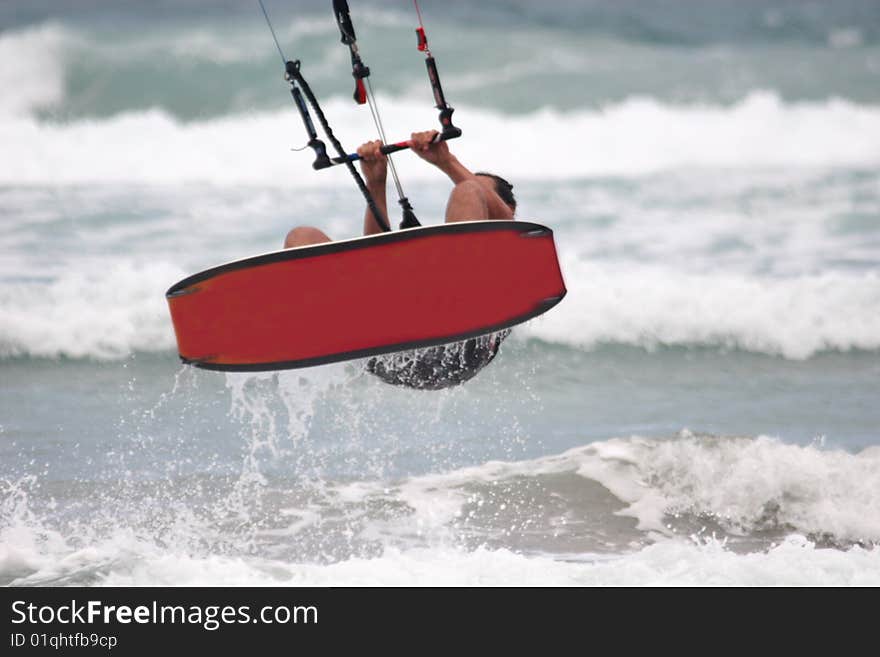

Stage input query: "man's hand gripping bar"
[{"left": 315, "top": 129, "right": 461, "bottom": 169}]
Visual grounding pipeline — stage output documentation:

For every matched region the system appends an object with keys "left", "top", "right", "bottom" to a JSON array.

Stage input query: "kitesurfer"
[{"left": 282, "top": 129, "right": 516, "bottom": 389}]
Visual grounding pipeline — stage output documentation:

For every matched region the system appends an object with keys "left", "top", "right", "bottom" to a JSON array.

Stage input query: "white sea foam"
[
  {"left": 2, "top": 256, "right": 878, "bottom": 360},
  {"left": 574, "top": 435, "right": 880, "bottom": 542},
  {"left": 0, "top": 23, "right": 70, "bottom": 117},
  {"left": 0, "top": 477, "right": 70, "bottom": 583},
  {"left": 0, "top": 260, "right": 182, "bottom": 360},
  {"left": 3, "top": 436, "right": 880, "bottom": 586},
  {"left": 522, "top": 259, "right": 880, "bottom": 359},
  {"left": 4, "top": 465, "right": 878, "bottom": 586},
  {"left": 6, "top": 532, "right": 878, "bottom": 587},
  {"left": 91, "top": 538, "right": 878, "bottom": 586},
  {"left": 1, "top": 92, "right": 879, "bottom": 185},
  {"left": 381, "top": 434, "right": 880, "bottom": 545}
]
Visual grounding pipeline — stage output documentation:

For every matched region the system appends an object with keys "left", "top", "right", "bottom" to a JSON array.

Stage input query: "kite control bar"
[
  {"left": 260, "top": 0, "right": 462, "bottom": 229},
  {"left": 314, "top": 130, "right": 461, "bottom": 169}
]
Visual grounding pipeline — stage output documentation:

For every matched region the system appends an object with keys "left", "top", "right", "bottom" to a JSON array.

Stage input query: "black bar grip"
[
  {"left": 425, "top": 56, "right": 446, "bottom": 109},
  {"left": 327, "top": 129, "right": 461, "bottom": 166},
  {"left": 333, "top": 0, "right": 357, "bottom": 44}
]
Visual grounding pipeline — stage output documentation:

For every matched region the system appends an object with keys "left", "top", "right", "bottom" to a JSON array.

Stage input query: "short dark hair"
[{"left": 475, "top": 172, "right": 516, "bottom": 212}]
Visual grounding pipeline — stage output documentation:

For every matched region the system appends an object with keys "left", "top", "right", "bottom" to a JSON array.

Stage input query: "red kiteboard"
[{"left": 166, "top": 220, "right": 566, "bottom": 371}]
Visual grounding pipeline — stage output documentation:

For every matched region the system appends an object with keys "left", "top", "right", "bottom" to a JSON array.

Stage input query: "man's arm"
[
  {"left": 409, "top": 130, "right": 472, "bottom": 184},
  {"left": 358, "top": 140, "right": 389, "bottom": 235},
  {"left": 410, "top": 130, "right": 514, "bottom": 220}
]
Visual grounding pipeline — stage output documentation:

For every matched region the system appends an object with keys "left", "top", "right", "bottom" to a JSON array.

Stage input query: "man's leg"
[{"left": 283, "top": 226, "right": 332, "bottom": 248}]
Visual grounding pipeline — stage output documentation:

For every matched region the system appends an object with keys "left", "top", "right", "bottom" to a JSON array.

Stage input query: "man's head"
[{"left": 475, "top": 172, "right": 516, "bottom": 213}]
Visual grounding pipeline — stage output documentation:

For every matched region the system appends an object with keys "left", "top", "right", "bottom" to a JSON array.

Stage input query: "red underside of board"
[{"left": 166, "top": 220, "right": 565, "bottom": 371}]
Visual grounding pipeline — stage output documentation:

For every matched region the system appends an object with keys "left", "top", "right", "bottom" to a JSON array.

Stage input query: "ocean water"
[{"left": 2, "top": 0, "right": 880, "bottom": 586}]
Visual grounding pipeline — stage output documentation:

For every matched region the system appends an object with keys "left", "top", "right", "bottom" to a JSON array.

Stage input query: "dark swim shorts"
[{"left": 366, "top": 329, "right": 511, "bottom": 390}]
